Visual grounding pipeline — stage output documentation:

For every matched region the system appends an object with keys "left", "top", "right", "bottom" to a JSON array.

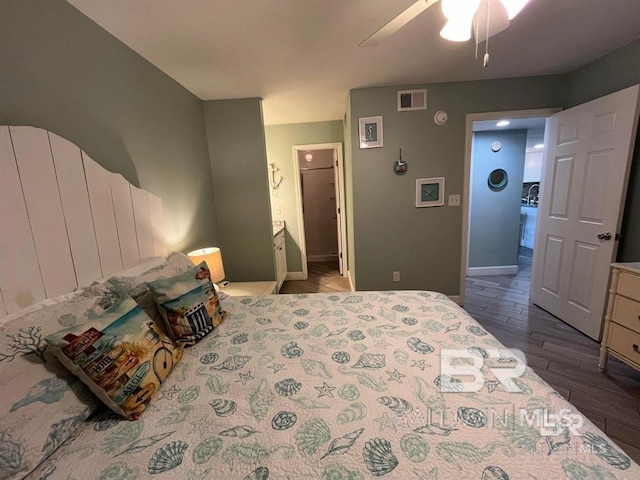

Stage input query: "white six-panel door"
[{"left": 531, "top": 85, "right": 640, "bottom": 340}]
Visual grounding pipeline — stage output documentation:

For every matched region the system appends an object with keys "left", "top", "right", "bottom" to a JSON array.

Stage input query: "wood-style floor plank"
[
  {"left": 279, "top": 260, "right": 351, "bottom": 294},
  {"left": 464, "top": 248, "right": 640, "bottom": 463}
]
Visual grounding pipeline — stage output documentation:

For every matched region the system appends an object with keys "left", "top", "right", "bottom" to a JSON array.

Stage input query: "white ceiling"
[{"left": 67, "top": 0, "right": 640, "bottom": 126}]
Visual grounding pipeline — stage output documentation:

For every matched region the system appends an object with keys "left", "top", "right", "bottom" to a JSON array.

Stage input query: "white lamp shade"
[{"left": 187, "top": 247, "right": 225, "bottom": 283}]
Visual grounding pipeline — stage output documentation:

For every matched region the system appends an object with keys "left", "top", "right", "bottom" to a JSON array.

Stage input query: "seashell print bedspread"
[{"left": 24, "top": 291, "right": 640, "bottom": 479}]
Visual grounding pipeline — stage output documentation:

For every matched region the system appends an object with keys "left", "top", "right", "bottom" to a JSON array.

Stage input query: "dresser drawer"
[
  {"left": 608, "top": 323, "right": 640, "bottom": 366},
  {"left": 618, "top": 271, "right": 640, "bottom": 301},
  {"left": 612, "top": 295, "right": 640, "bottom": 333}
]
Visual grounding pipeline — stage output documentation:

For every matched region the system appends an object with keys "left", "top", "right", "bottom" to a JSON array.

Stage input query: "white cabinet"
[
  {"left": 523, "top": 151, "right": 543, "bottom": 182},
  {"left": 599, "top": 263, "right": 640, "bottom": 372},
  {"left": 520, "top": 206, "right": 537, "bottom": 249},
  {"left": 274, "top": 229, "right": 287, "bottom": 292}
]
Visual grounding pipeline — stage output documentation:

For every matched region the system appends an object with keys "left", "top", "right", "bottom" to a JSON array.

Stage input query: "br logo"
[{"left": 439, "top": 348, "right": 527, "bottom": 393}]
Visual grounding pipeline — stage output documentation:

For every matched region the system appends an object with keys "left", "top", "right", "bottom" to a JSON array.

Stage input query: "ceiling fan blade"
[{"left": 359, "top": 0, "right": 440, "bottom": 47}]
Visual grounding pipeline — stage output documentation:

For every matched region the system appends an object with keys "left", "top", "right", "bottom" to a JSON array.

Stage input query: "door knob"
[{"left": 597, "top": 232, "right": 612, "bottom": 240}]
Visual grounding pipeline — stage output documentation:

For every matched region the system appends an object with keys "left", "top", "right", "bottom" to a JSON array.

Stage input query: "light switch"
[{"left": 448, "top": 195, "right": 461, "bottom": 207}]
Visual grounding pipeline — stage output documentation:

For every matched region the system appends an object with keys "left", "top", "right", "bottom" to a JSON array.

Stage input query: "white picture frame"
[
  {"left": 359, "top": 116, "right": 383, "bottom": 149},
  {"left": 416, "top": 177, "right": 445, "bottom": 207}
]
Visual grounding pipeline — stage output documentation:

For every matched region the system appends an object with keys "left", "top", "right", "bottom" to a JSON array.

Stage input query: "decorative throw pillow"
[
  {"left": 45, "top": 296, "right": 182, "bottom": 420},
  {"left": 147, "top": 261, "right": 225, "bottom": 346},
  {"left": 0, "top": 289, "right": 111, "bottom": 480}
]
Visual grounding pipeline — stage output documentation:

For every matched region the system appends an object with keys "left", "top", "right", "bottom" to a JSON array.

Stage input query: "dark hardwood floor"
[
  {"left": 279, "top": 252, "right": 640, "bottom": 463},
  {"left": 464, "top": 247, "right": 640, "bottom": 463}
]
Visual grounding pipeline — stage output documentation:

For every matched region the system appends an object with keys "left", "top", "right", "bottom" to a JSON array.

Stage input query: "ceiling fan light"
[
  {"left": 440, "top": 20, "right": 473, "bottom": 42},
  {"left": 499, "top": 0, "right": 530, "bottom": 19},
  {"left": 441, "top": 0, "right": 481, "bottom": 20}
]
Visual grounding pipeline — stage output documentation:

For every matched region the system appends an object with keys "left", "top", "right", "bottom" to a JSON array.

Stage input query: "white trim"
[
  {"left": 347, "top": 269, "right": 355, "bottom": 292},
  {"left": 460, "top": 108, "right": 562, "bottom": 305},
  {"left": 292, "top": 142, "right": 348, "bottom": 280},
  {"left": 286, "top": 271, "right": 306, "bottom": 281},
  {"left": 307, "top": 254, "right": 338, "bottom": 262},
  {"left": 447, "top": 295, "right": 461, "bottom": 305},
  {"left": 467, "top": 266, "right": 518, "bottom": 277}
]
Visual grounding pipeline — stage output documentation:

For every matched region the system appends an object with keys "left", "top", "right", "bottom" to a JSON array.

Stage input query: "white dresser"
[{"left": 599, "top": 262, "right": 640, "bottom": 372}]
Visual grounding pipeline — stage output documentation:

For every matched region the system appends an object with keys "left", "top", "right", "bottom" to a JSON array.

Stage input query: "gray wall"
[
  {"left": 0, "top": 0, "right": 218, "bottom": 252},
  {"left": 204, "top": 99, "right": 275, "bottom": 282},
  {"left": 349, "top": 77, "right": 564, "bottom": 294},
  {"left": 348, "top": 39, "right": 640, "bottom": 293},
  {"left": 469, "top": 130, "right": 527, "bottom": 268},
  {"left": 264, "top": 121, "right": 344, "bottom": 273}
]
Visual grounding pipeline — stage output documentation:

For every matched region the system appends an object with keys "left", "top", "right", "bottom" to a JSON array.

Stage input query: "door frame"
[
  {"left": 460, "top": 108, "right": 561, "bottom": 305},
  {"left": 292, "top": 142, "right": 348, "bottom": 280}
]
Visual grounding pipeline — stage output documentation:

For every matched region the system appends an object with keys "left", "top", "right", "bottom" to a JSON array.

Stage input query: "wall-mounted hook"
[{"left": 269, "top": 162, "right": 283, "bottom": 190}]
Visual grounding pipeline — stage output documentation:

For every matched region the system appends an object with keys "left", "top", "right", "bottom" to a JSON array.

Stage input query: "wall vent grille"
[{"left": 397, "top": 89, "right": 427, "bottom": 111}]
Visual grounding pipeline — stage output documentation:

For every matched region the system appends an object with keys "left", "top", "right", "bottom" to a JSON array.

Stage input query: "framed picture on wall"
[
  {"left": 416, "top": 177, "right": 445, "bottom": 207},
  {"left": 358, "top": 116, "right": 383, "bottom": 149}
]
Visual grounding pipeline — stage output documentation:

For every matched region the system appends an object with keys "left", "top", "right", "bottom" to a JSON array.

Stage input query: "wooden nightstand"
[
  {"left": 599, "top": 262, "right": 640, "bottom": 372},
  {"left": 221, "top": 281, "right": 278, "bottom": 296}
]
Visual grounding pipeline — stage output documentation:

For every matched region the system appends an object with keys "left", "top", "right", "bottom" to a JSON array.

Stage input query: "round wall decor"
[{"left": 488, "top": 168, "right": 508, "bottom": 191}]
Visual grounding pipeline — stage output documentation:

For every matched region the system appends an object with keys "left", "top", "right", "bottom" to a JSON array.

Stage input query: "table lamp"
[{"left": 187, "top": 247, "right": 227, "bottom": 287}]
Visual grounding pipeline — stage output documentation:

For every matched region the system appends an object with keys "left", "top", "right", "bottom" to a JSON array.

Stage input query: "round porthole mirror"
[{"left": 488, "top": 168, "right": 508, "bottom": 191}]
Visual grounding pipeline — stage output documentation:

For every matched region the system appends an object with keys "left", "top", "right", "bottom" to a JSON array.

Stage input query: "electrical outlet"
[
  {"left": 393, "top": 271, "right": 400, "bottom": 282},
  {"left": 275, "top": 205, "right": 281, "bottom": 215},
  {"left": 448, "top": 195, "right": 461, "bottom": 207}
]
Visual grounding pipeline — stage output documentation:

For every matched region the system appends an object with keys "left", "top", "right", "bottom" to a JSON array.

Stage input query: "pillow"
[
  {"left": 45, "top": 296, "right": 183, "bottom": 420},
  {"left": 88, "top": 256, "right": 167, "bottom": 286},
  {"left": 147, "top": 261, "right": 225, "bottom": 346},
  {"left": 84, "top": 251, "right": 195, "bottom": 302},
  {"left": 0, "top": 289, "right": 113, "bottom": 480},
  {"left": 82, "top": 251, "right": 197, "bottom": 325}
]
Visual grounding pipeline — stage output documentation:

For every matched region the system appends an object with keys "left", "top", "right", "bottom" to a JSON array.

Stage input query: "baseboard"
[
  {"left": 447, "top": 295, "right": 461, "bottom": 305},
  {"left": 467, "top": 265, "right": 518, "bottom": 277},
  {"left": 347, "top": 270, "right": 355, "bottom": 292},
  {"left": 286, "top": 271, "right": 307, "bottom": 281},
  {"left": 307, "top": 254, "right": 338, "bottom": 262}
]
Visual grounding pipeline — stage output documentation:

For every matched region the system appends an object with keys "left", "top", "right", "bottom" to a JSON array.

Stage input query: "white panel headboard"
[{"left": 0, "top": 126, "right": 167, "bottom": 317}]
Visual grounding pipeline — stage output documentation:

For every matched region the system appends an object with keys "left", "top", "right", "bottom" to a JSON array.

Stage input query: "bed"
[{"left": 2, "top": 126, "right": 639, "bottom": 480}]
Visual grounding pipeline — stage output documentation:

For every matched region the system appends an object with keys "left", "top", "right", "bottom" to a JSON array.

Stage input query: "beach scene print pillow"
[
  {"left": 147, "top": 261, "right": 225, "bottom": 346},
  {"left": 45, "top": 296, "right": 183, "bottom": 420}
]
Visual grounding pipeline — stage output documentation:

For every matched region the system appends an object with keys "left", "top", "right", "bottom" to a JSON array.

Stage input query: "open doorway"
[
  {"left": 467, "top": 117, "right": 547, "bottom": 276},
  {"left": 292, "top": 143, "right": 347, "bottom": 280},
  {"left": 460, "top": 108, "right": 561, "bottom": 304}
]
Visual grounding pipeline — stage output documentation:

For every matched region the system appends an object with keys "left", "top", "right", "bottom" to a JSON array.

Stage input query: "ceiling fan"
[{"left": 360, "top": 0, "right": 531, "bottom": 49}]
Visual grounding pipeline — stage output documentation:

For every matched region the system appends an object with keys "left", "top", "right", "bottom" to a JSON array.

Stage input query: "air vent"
[{"left": 397, "top": 89, "right": 427, "bottom": 112}]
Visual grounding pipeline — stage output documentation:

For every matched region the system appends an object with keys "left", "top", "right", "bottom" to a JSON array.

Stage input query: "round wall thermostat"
[
  {"left": 491, "top": 141, "right": 502, "bottom": 152},
  {"left": 434, "top": 110, "right": 448, "bottom": 125}
]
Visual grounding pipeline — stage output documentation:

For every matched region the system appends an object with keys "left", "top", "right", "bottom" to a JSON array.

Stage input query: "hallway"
[{"left": 279, "top": 261, "right": 350, "bottom": 294}]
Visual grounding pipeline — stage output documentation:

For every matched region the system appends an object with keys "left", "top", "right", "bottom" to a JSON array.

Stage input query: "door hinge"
[
  {"left": 616, "top": 233, "right": 623, "bottom": 241},
  {"left": 337, "top": 207, "right": 340, "bottom": 214},
  {"left": 339, "top": 253, "right": 343, "bottom": 259}
]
